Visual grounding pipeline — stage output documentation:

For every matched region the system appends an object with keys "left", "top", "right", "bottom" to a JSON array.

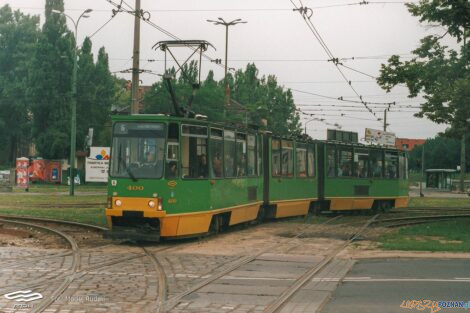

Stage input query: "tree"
[
  {"left": 29, "top": 0, "right": 74, "bottom": 159},
  {"left": 409, "top": 135, "right": 470, "bottom": 171},
  {"left": 0, "top": 5, "right": 39, "bottom": 164},
  {"left": 93, "top": 47, "right": 115, "bottom": 146},
  {"left": 143, "top": 63, "right": 302, "bottom": 136},
  {"left": 377, "top": 0, "right": 469, "bottom": 192},
  {"left": 76, "top": 37, "right": 95, "bottom": 150}
]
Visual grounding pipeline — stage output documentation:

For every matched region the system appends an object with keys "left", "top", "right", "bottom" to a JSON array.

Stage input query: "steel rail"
[
  {"left": 163, "top": 214, "right": 344, "bottom": 312},
  {"left": 262, "top": 214, "right": 380, "bottom": 313},
  {"left": 0, "top": 214, "right": 108, "bottom": 231},
  {"left": 0, "top": 218, "right": 81, "bottom": 313}
]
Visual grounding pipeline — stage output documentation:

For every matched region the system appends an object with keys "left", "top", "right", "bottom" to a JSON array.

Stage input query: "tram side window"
[
  {"left": 236, "top": 133, "right": 247, "bottom": 177},
  {"left": 338, "top": 148, "right": 353, "bottom": 177},
  {"left": 247, "top": 135, "right": 256, "bottom": 176},
  {"left": 258, "top": 136, "right": 263, "bottom": 176},
  {"left": 282, "top": 140, "right": 294, "bottom": 177},
  {"left": 296, "top": 145, "right": 307, "bottom": 177},
  {"left": 272, "top": 139, "right": 281, "bottom": 177},
  {"left": 327, "top": 145, "right": 336, "bottom": 177},
  {"left": 354, "top": 149, "right": 369, "bottom": 178},
  {"left": 308, "top": 146, "right": 315, "bottom": 177},
  {"left": 370, "top": 150, "right": 384, "bottom": 178},
  {"left": 166, "top": 123, "right": 179, "bottom": 179},
  {"left": 210, "top": 128, "right": 223, "bottom": 178},
  {"left": 181, "top": 125, "right": 208, "bottom": 179},
  {"left": 398, "top": 154, "right": 406, "bottom": 179},
  {"left": 224, "top": 130, "right": 236, "bottom": 177},
  {"left": 385, "top": 152, "right": 398, "bottom": 179}
]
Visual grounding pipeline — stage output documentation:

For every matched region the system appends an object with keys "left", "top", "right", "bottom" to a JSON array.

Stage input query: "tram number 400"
[{"left": 127, "top": 185, "right": 144, "bottom": 191}]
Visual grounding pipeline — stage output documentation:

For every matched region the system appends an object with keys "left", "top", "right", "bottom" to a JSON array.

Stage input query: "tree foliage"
[
  {"left": 144, "top": 63, "right": 302, "bottom": 136},
  {"left": 0, "top": 5, "right": 39, "bottom": 164},
  {"left": 377, "top": 0, "right": 470, "bottom": 136},
  {"left": 29, "top": 0, "right": 74, "bottom": 159},
  {"left": 409, "top": 135, "right": 470, "bottom": 170}
]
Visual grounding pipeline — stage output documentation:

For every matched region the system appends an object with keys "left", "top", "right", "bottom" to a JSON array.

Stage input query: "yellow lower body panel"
[
  {"left": 330, "top": 198, "right": 375, "bottom": 211},
  {"left": 274, "top": 199, "right": 312, "bottom": 218},
  {"left": 229, "top": 203, "right": 261, "bottom": 226},
  {"left": 160, "top": 202, "right": 262, "bottom": 237},
  {"left": 395, "top": 197, "right": 410, "bottom": 208}
]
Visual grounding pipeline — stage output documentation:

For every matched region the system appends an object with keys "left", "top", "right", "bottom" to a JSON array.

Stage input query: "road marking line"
[
  {"left": 343, "top": 278, "right": 470, "bottom": 282},
  {"left": 223, "top": 276, "right": 296, "bottom": 281}
]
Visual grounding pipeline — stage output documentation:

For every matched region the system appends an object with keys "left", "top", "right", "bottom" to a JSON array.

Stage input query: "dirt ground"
[{"left": 2, "top": 218, "right": 470, "bottom": 260}]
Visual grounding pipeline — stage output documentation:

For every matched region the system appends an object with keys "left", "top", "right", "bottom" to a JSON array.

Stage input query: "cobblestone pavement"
[{"left": 0, "top": 220, "right": 356, "bottom": 313}]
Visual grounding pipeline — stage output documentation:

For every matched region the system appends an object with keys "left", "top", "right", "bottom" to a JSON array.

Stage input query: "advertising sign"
[
  {"left": 365, "top": 128, "right": 396, "bottom": 146},
  {"left": 85, "top": 147, "right": 110, "bottom": 183},
  {"left": 16, "top": 157, "right": 29, "bottom": 188}
]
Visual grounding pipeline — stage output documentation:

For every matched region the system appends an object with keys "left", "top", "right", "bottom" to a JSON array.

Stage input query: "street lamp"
[
  {"left": 304, "top": 118, "right": 316, "bottom": 134},
  {"left": 207, "top": 18, "right": 247, "bottom": 112},
  {"left": 52, "top": 8, "right": 92, "bottom": 196}
]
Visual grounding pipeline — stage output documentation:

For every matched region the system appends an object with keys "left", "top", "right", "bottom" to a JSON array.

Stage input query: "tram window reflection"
[
  {"left": 307, "top": 146, "right": 315, "bottom": 177},
  {"left": 282, "top": 140, "right": 294, "bottom": 177},
  {"left": 166, "top": 123, "right": 179, "bottom": 179},
  {"left": 224, "top": 130, "right": 236, "bottom": 177},
  {"left": 236, "top": 133, "right": 247, "bottom": 177},
  {"left": 181, "top": 125, "right": 208, "bottom": 179},
  {"left": 247, "top": 135, "right": 256, "bottom": 176},
  {"left": 354, "top": 149, "right": 369, "bottom": 178},
  {"left": 210, "top": 128, "right": 224, "bottom": 178},
  {"left": 327, "top": 145, "right": 336, "bottom": 177},
  {"left": 272, "top": 139, "right": 281, "bottom": 177},
  {"left": 385, "top": 152, "right": 398, "bottom": 179},
  {"left": 338, "top": 149, "right": 353, "bottom": 177},
  {"left": 370, "top": 150, "right": 383, "bottom": 178},
  {"left": 296, "top": 145, "right": 307, "bottom": 177}
]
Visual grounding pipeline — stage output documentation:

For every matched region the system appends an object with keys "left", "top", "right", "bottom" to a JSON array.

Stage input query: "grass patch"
[
  {"left": 0, "top": 207, "right": 107, "bottom": 227},
  {"left": 0, "top": 194, "right": 106, "bottom": 206},
  {"left": 378, "top": 218, "right": 470, "bottom": 252},
  {"left": 408, "top": 197, "right": 470, "bottom": 208},
  {"left": 12, "top": 184, "right": 107, "bottom": 194}
]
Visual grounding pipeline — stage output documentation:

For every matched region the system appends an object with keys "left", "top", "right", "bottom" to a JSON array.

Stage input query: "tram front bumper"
[{"left": 105, "top": 208, "right": 166, "bottom": 218}]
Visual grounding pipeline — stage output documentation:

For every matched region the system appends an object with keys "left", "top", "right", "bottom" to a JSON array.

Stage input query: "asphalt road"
[{"left": 321, "top": 258, "right": 470, "bottom": 313}]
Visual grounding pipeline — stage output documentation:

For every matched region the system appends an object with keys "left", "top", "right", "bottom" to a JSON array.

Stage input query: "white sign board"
[
  {"left": 365, "top": 128, "right": 396, "bottom": 146},
  {"left": 85, "top": 147, "right": 110, "bottom": 183}
]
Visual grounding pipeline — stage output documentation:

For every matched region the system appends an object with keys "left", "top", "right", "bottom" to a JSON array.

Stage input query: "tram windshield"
[{"left": 110, "top": 122, "right": 166, "bottom": 179}]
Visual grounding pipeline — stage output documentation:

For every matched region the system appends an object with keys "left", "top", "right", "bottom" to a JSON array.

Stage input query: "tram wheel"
[{"left": 209, "top": 215, "right": 221, "bottom": 235}]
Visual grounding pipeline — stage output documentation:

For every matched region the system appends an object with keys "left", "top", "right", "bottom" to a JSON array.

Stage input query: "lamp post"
[
  {"left": 52, "top": 8, "right": 92, "bottom": 196},
  {"left": 304, "top": 118, "right": 316, "bottom": 134},
  {"left": 207, "top": 18, "right": 247, "bottom": 116}
]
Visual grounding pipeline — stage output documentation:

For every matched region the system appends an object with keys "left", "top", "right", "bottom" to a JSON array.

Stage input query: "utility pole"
[
  {"left": 130, "top": 0, "right": 141, "bottom": 115},
  {"left": 207, "top": 18, "right": 247, "bottom": 119},
  {"left": 460, "top": 133, "right": 466, "bottom": 193},
  {"left": 383, "top": 109, "right": 387, "bottom": 132},
  {"left": 420, "top": 144, "right": 425, "bottom": 197},
  {"left": 52, "top": 8, "right": 92, "bottom": 196}
]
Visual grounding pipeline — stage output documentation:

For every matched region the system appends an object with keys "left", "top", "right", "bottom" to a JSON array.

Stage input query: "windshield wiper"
[{"left": 118, "top": 146, "right": 138, "bottom": 182}]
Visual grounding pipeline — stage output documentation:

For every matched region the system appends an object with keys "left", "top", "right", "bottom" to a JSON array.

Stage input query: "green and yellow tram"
[{"left": 104, "top": 114, "right": 408, "bottom": 241}]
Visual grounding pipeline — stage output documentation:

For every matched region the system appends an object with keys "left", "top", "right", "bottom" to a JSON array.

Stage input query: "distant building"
[{"left": 395, "top": 138, "right": 425, "bottom": 151}]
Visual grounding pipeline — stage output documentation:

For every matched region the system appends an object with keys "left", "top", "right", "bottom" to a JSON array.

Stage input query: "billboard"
[
  {"left": 85, "top": 147, "right": 110, "bottom": 183},
  {"left": 365, "top": 128, "right": 396, "bottom": 146},
  {"left": 16, "top": 158, "right": 29, "bottom": 188}
]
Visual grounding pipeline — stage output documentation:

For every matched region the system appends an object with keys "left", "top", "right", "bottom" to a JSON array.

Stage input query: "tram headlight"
[
  {"left": 148, "top": 200, "right": 156, "bottom": 208},
  {"left": 114, "top": 199, "right": 122, "bottom": 207},
  {"left": 157, "top": 198, "right": 163, "bottom": 211}
]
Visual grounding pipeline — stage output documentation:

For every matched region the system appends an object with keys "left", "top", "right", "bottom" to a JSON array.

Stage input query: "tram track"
[
  {"left": 262, "top": 214, "right": 379, "bottom": 313},
  {"left": 162, "top": 214, "right": 345, "bottom": 312},
  {"left": 373, "top": 213, "right": 470, "bottom": 228},
  {"left": 0, "top": 218, "right": 81, "bottom": 313}
]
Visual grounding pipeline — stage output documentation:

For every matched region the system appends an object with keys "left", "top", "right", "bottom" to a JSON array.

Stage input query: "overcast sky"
[{"left": 3, "top": 0, "right": 460, "bottom": 140}]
